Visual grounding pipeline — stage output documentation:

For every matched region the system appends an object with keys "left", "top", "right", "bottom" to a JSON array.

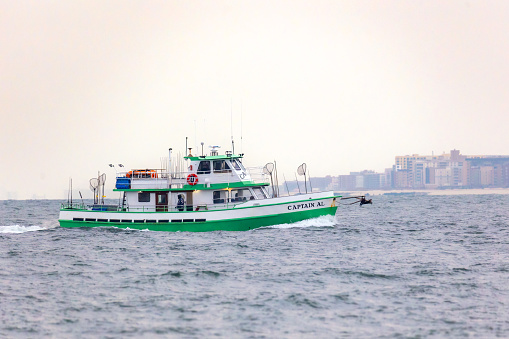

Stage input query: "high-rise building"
[
  {"left": 393, "top": 150, "right": 468, "bottom": 188},
  {"left": 328, "top": 150, "right": 509, "bottom": 192},
  {"left": 394, "top": 150, "right": 509, "bottom": 189}
]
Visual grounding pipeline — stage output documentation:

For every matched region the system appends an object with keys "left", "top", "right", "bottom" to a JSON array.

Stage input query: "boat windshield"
[
  {"left": 231, "top": 159, "right": 244, "bottom": 171},
  {"left": 197, "top": 161, "right": 211, "bottom": 174},
  {"left": 213, "top": 160, "right": 231, "bottom": 173}
]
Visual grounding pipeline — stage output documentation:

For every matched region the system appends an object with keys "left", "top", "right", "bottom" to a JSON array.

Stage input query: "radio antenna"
[
  {"left": 240, "top": 100, "right": 243, "bottom": 154},
  {"left": 230, "top": 98, "right": 234, "bottom": 153}
]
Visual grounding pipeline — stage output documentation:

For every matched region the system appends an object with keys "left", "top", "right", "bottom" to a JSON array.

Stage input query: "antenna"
[
  {"left": 231, "top": 98, "right": 234, "bottom": 154},
  {"left": 68, "top": 178, "right": 72, "bottom": 205},
  {"left": 210, "top": 145, "right": 220, "bottom": 156},
  {"left": 230, "top": 97, "right": 233, "bottom": 142},
  {"left": 168, "top": 148, "right": 172, "bottom": 178},
  {"left": 240, "top": 100, "right": 243, "bottom": 154},
  {"left": 194, "top": 120, "right": 197, "bottom": 156}
]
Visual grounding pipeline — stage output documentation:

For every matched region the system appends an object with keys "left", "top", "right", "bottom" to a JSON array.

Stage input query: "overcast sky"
[{"left": 1, "top": 1, "right": 508, "bottom": 199}]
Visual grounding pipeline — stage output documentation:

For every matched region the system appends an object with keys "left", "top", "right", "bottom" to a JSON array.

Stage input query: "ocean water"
[{"left": 1, "top": 195, "right": 509, "bottom": 338}]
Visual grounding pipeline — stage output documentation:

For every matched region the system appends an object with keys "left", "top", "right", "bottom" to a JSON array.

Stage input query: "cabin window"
[
  {"left": 253, "top": 187, "right": 267, "bottom": 199},
  {"left": 213, "top": 191, "right": 225, "bottom": 204},
  {"left": 233, "top": 159, "right": 245, "bottom": 171},
  {"left": 230, "top": 188, "right": 253, "bottom": 202},
  {"left": 232, "top": 159, "right": 241, "bottom": 170},
  {"left": 157, "top": 194, "right": 167, "bottom": 204},
  {"left": 197, "top": 161, "right": 211, "bottom": 174},
  {"left": 213, "top": 160, "right": 231, "bottom": 173},
  {"left": 138, "top": 192, "right": 150, "bottom": 202}
]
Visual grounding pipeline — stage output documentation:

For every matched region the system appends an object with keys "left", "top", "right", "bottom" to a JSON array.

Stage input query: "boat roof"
[{"left": 184, "top": 154, "right": 244, "bottom": 161}]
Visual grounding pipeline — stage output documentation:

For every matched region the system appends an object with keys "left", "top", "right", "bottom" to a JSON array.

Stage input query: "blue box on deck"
[{"left": 115, "top": 177, "right": 131, "bottom": 189}]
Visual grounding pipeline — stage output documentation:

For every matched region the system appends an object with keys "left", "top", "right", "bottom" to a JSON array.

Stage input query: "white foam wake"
[
  {"left": 0, "top": 225, "right": 46, "bottom": 234},
  {"left": 267, "top": 215, "right": 337, "bottom": 229}
]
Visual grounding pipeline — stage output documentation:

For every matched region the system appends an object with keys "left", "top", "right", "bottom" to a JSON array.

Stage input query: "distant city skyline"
[{"left": 304, "top": 149, "right": 509, "bottom": 192}]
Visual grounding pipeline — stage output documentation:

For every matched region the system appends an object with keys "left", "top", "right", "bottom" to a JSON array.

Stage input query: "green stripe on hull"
[{"left": 59, "top": 207, "right": 338, "bottom": 232}]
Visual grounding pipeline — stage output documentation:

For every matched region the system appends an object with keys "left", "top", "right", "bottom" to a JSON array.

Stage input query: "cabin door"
[
  {"left": 155, "top": 192, "right": 168, "bottom": 212},
  {"left": 186, "top": 192, "right": 193, "bottom": 211}
]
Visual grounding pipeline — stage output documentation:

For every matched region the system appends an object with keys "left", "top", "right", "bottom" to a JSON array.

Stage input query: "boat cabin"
[{"left": 113, "top": 152, "right": 270, "bottom": 212}]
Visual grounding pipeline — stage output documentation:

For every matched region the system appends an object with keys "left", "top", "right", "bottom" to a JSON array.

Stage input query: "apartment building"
[
  {"left": 394, "top": 150, "right": 509, "bottom": 189},
  {"left": 325, "top": 150, "right": 509, "bottom": 192}
]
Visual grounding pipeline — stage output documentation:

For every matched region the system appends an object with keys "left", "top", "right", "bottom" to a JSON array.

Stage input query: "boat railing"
[
  {"left": 115, "top": 169, "right": 170, "bottom": 190},
  {"left": 123, "top": 201, "right": 247, "bottom": 212},
  {"left": 245, "top": 166, "right": 270, "bottom": 185},
  {"left": 117, "top": 169, "right": 169, "bottom": 179},
  {"left": 61, "top": 203, "right": 127, "bottom": 212},
  {"left": 62, "top": 201, "right": 249, "bottom": 213},
  {"left": 61, "top": 202, "right": 87, "bottom": 210}
]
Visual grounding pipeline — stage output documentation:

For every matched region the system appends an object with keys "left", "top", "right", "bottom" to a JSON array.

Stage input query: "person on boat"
[{"left": 177, "top": 194, "right": 185, "bottom": 211}]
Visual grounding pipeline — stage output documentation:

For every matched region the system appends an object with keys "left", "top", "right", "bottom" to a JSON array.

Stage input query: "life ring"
[{"left": 187, "top": 173, "right": 198, "bottom": 185}]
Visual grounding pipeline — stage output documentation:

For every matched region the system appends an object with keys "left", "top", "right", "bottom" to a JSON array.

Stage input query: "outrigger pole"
[
  {"left": 308, "top": 171, "right": 313, "bottom": 192},
  {"left": 283, "top": 173, "right": 291, "bottom": 196}
]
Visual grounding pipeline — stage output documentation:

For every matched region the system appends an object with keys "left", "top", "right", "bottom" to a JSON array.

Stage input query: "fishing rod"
[{"left": 283, "top": 173, "right": 290, "bottom": 196}]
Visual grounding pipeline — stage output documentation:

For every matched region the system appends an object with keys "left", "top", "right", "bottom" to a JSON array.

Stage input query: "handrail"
[
  {"left": 61, "top": 202, "right": 87, "bottom": 210},
  {"left": 60, "top": 201, "right": 246, "bottom": 212},
  {"left": 245, "top": 166, "right": 270, "bottom": 185}
]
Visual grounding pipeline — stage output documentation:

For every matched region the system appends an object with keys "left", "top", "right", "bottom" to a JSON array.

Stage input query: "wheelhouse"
[{"left": 109, "top": 151, "right": 270, "bottom": 212}]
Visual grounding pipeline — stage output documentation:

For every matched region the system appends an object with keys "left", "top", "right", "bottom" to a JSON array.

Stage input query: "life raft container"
[{"left": 126, "top": 169, "right": 158, "bottom": 178}]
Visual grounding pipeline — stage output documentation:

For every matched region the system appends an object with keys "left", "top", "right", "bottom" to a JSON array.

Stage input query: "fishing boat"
[{"left": 59, "top": 146, "right": 338, "bottom": 232}]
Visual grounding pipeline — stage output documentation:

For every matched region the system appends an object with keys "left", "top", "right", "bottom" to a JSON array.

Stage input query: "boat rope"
[{"left": 339, "top": 195, "right": 373, "bottom": 206}]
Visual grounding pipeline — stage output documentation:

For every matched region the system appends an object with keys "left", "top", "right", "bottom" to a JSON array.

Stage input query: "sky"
[{"left": 1, "top": 1, "right": 508, "bottom": 199}]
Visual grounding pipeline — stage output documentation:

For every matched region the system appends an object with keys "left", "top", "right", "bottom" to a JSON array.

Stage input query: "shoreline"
[{"left": 336, "top": 188, "right": 509, "bottom": 196}]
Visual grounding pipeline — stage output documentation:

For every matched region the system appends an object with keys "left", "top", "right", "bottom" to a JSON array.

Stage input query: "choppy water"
[{"left": 1, "top": 195, "right": 509, "bottom": 338}]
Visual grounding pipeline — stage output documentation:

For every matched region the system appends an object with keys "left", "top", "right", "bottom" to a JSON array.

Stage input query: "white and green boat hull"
[{"left": 59, "top": 194, "right": 338, "bottom": 232}]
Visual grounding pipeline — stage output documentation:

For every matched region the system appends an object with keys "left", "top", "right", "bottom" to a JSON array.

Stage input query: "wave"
[
  {"left": 266, "top": 215, "right": 337, "bottom": 229},
  {"left": 0, "top": 225, "right": 47, "bottom": 234}
]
